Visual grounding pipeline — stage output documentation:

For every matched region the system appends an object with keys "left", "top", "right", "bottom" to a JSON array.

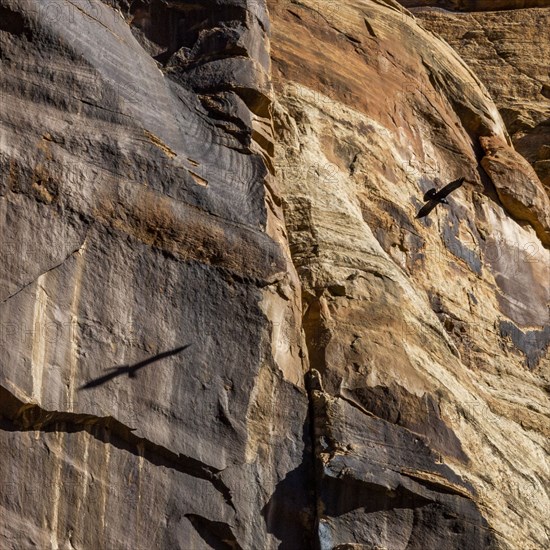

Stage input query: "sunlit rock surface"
[
  {"left": 0, "top": 0, "right": 548, "bottom": 549},
  {"left": 269, "top": 0, "right": 548, "bottom": 548},
  {"left": 400, "top": 1, "right": 550, "bottom": 9},
  {"left": 407, "top": 1, "right": 550, "bottom": 189}
]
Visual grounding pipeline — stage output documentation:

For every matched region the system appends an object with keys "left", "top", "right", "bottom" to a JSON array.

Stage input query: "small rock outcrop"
[
  {"left": 480, "top": 135, "right": 550, "bottom": 246},
  {"left": 408, "top": 2, "right": 550, "bottom": 189}
]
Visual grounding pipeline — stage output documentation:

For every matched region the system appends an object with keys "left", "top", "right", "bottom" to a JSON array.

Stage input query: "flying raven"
[{"left": 416, "top": 177, "right": 465, "bottom": 219}]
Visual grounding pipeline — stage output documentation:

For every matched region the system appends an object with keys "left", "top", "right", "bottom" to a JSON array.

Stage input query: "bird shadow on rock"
[
  {"left": 262, "top": 414, "right": 317, "bottom": 550},
  {"left": 79, "top": 344, "right": 191, "bottom": 390}
]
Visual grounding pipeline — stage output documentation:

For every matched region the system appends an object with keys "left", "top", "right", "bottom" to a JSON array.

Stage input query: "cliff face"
[
  {"left": 408, "top": 2, "right": 550, "bottom": 190},
  {"left": 269, "top": 1, "right": 549, "bottom": 548},
  {"left": 0, "top": 1, "right": 307, "bottom": 548},
  {"left": 400, "top": 1, "right": 550, "bottom": 9},
  {"left": 0, "top": 1, "right": 548, "bottom": 549}
]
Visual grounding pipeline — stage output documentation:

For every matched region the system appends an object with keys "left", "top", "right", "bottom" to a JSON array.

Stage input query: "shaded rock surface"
[
  {"left": 0, "top": 0, "right": 307, "bottom": 548},
  {"left": 0, "top": 0, "right": 548, "bottom": 549}
]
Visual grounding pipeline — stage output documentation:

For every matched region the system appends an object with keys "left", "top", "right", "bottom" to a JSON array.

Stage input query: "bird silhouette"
[
  {"left": 416, "top": 177, "right": 465, "bottom": 219},
  {"left": 79, "top": 345, "right": 190, "bottom": 390}
]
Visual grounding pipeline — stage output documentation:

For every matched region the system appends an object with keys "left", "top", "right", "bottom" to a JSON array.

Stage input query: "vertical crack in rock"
[
  {"left": 305, "top": 366, "right": 330, "bottom": 550},
  {"left": 304, "top": 369, "right": 325, "bottom": 550}
]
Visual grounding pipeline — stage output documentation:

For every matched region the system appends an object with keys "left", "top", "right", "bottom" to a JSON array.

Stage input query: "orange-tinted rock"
[
  {"left": 270, "top": 0, "right": 549, "bottom": 547},
  {"left": 410, "top": 4, "right": 550, "bottom": 190},
  {"left": 0, "top": 0, "right": 548, "bottom": 548},
  {"left": 400, "top": 1, "right": 550, "bottom": 9},
  {"left": 480, "top": 135, "right": 550, "bottom": 246}
]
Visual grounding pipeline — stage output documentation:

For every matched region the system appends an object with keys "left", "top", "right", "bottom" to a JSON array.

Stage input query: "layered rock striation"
[
  {"left": 269, "top": 0, "right": 548, "bottom": 548},
  {"left": 0, "top": 0, "right": 307, "bottom": 548},
  {"left": 406, "top": 1, "right": 550, "bottom": 189}
]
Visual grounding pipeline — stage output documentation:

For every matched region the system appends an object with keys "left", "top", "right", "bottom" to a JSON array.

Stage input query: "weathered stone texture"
[
  {"left": 400, "top": 1, "right": 550, "bottom": 9},
  {"left": 0, "top": 0, "right": 548, "bottom": 549},
  {"left": 269, "top": 0, "right": 548, "bottom": 548},
  {"left": 1, "top": 0, "right": 308, "bottom": 548},
  {"left": 480, "top": 135, "right": 550, "bottom": 246},
  {"left": 408, "top": 3, "right": 550, "bottom": 189}
]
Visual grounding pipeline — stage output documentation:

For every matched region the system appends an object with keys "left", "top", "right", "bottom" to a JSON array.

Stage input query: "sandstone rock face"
[
  {"left": 0, "top": 1, "right": 548, "bottom": 549},
  {"left": 407, "top": 2, "right": 550, "bottom": 189},
  {"left": 480, "top": 135, "right": 550, "bottom": 246},
  {"left": 400, "top": 1, "right": 550, "bottom": 9},
  {"left": 0, "top": 1, "right": 308, "bottom": 548},
  {"left": 269, "top": 0, "right": 548, "bottom": 548}
]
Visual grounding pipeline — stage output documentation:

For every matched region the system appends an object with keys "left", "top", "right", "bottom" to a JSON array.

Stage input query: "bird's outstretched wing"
[
  {"left": 79, "top": 366, "right": 131, "bottom": 389},
  {"left": 416, "top": 200, "right": 438, "bottom": 219},
  {"left": 434, "top": 177, "right": 465, "bottom": 200}
]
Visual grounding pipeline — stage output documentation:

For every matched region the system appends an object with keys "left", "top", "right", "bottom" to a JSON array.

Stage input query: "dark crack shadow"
[
  {"left": 262, "top": 413, "right": 316, "bottom": 550},
  {"left": 321, "top": 474, "right": 432, "bottom": 517},
  {"left": 0, "top": 383, "right": 234, "bottom": 509},
  {"left": 185, "top": 514, "right": 242, "bottom": 550}
]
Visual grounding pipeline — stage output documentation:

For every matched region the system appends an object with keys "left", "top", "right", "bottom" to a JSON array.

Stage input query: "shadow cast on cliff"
[
  {"left": 79, "top": 344, "right": 191, "bottom": 390},
  {"left": 0, "top": 383, "right": 233, "bottom": 508}
]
